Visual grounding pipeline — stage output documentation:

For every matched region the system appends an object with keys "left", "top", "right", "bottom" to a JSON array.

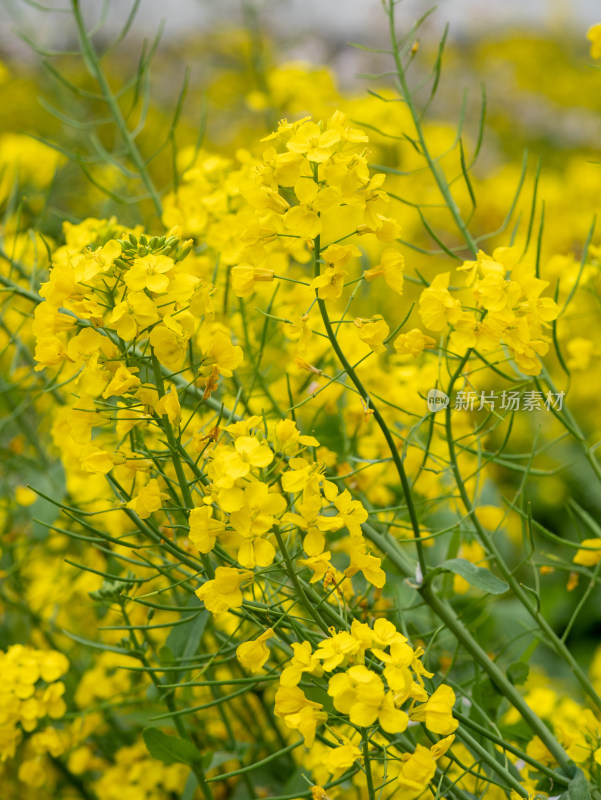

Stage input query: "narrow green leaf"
[
  {"left": 142, "top": 728, "right": 201, "bottom": 766},
  {"left": 165, "top": 609, "right": 208, "bottom": 661},
  {"left": 439, "top": 558, "right": 509, "bottom": 594},
  {"left": 507, "top": 662, "right": 529, "bottom": 686}
]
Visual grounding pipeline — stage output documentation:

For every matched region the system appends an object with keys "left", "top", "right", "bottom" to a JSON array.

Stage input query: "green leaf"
[
  {"left": 166, "top": 608, "right": 208, "bottom": 661},
  {"left": 142, "top": 728, "right": 202, "bottom": 766},
  {"left": 438, "top": 558, "right": 509, "bottom": 594},
  {"left": 472, "top": 676, "right": 503, "bottom": 721},
  {"left": 559, "top": 768, "right": 592, "bottom": 800},
  {"left": 182, "top": 773, "right": 198, "bottom": 800},
  {"left": 208, "top": 751, "right": 245, "bottom": 770},
  {"left": 507, "top": 662, "right": 529, "bottom": 686}
]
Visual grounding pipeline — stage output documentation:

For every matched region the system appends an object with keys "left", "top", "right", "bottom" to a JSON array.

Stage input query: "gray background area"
[{"left": 1, "top": 0, "right": 600, "bottom": 58}]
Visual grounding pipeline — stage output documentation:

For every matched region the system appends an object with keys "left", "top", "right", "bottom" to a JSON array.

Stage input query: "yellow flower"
[
  {"left": 328, "top": 738, "right": 362, "bottom": 772},
  {"left": 236, "top": 627, "right": 275, "bottom": 673},
  {"left": 188, "top": 506, "right": 225, "bottom": 554},
  {"left": 310, "top": 244, "right": 360, "bottom": 301},
  {"left": 126, "top": 478, "right": 168, "bottom": 519},
  {"left": 394, "top": 328, "right": 437, "bottom": 358},
  {"left": 364, "top": 248, "right": 405, "bottom": 294},
  {"left": 334, "top": 489, "right": 368, "bottom": 537},
  {"left": 430, "top": 734, "right": 455, "bottom": 759},
  {"left": 42, "top": 681, "right": 67, "bottom": 719},
  {"left": 229, "top": 482, "right": 286, "bottom": 568},
  {"left": 419, "top": 273, "right": 462, "bottom": 331},
  {"left": 396, "top": 745, "right": 437, "bottom": 798},
  {"left": 286, "top": 120, "right": 341, "bottom": 162},
  {"left": 346, "top": 537, "right": 386, "bottom": 588},
  {"left": 18, "top": 759, "right": 47, "bottom": 788},
  {"left": 573, "top": 538, "right": 601, "bottom": 567},
  {"left": 410, "top": 684, "right": 458, "bottom": 734},
  {"left": 155, "top": 386, "right": 182, "bottom": 428},
  {"left": 587, "top": 24, "right": 601, "bottom": 58},
  {"left": 80, "top": 446, "right": 125, "bottom": 475},
  {"left": 298, "top": 551, "right": 335, "bottom": 583},
  {"left": 149, "top": 313, "right": 196, "bottom": 370},
  {"left": 39, "top": 651, "right": 69, "bottom": 683},
  {"left": 201, "top": 331, "right": 243, "bottom": 378},
  {"left": 195, "top": 567, "right": 253, "bottom": 614},
  {"left": 231, "top": 265, "right": 275, "bottom": 297},
  {"left": 274, "top": 419, "right": 320, "bottom": 452},
  {"left": 274, "top": 685, "right": 327, "bottom": 746},
  {"left": 284, "top": 178, "right": 340, "bottom": 240},
  {"left": 354, "top": 316, "right": 389, "bottom": 353},
  {"left": 102, "top": 365, "right": 141, "bottom": 399},
  {"left": 314, "top": 630, "right": 360, "bottom": 671},
  {"left": 516, "top": 275, "right": 559, "bottom": 322},
  {"left": 124, "top": 254, "right": 175, "bottom": 293},
  {"left": 72, "top": 239, "right": 122, "bottom": 283},
  {"left": 357, "top": 214, "right": 401, "bottom": 241},
  {"left": 474, "top": 272, "right": 509, "bottom": 312},
  {"left": 280, "top": 641, "right": 322, "bottom": 687},
  {"left": 328, "top": 665, "right": 408, "bottom": 732},
  {"left": 109, "top": 291, "right": 159, "bottom": 340}
]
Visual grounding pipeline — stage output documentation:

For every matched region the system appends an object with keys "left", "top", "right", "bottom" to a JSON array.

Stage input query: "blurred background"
[{"left": 1, "top": 0, "right": 601, "bottom": 53}]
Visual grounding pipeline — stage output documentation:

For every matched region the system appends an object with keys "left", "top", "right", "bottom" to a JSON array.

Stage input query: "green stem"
[
  {"left": 49, "top": 755, "right": 99, "bottom": 800},
  {"left": 151, "top": 354, "right": 214, "bottom": 579},
  {"left": 387, "top": 0, "right": 478, "bottom": 256},
  {"left": 272, "top": 525, "right": 330, "bottom": 634},
  {"left": 453, "top": 710, "right": 569, "bottom": 786},
  {"left": 312, "top": 234, "right": 428, "bottom": 579},
  {"left": 119, "top": 601, "right": 214, "bottom": 800},
  {"left": 71, "top": 0, "right": 162, "bottom": 217},
  {"left": 455, "top": 728, "right": 528, "bottom": 797},
  {"left": 362, "top": 729, "right": 377, "bottom": 800}
]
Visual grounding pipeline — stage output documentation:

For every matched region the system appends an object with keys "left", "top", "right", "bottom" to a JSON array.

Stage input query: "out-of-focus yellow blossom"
[
  {"left": 363, "top": 247, "right": 405, "bottom": 293},
  {"left": 231, "top": 265, "right": 275, "bottom": 297},
  {"left": 354, "top": 316, "right": 390, "bottom": 353},
  {"left": 125, "top": 478, "right": 168, "bottom": 519},
  {"left": 236, "top": 627, "right": 275, "bottom": 673},
  {"left": 394, "top": 328, "right": 437, "bottom": 357},
  {"left": 587, "top": 24, "right": 601, "bottom": 58},
  {"left": 573, "top": 539, "right": 601, "bottom": 567}
]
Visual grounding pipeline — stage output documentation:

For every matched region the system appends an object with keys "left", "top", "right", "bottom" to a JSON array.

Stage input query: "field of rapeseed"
[{"left": 2, "top": 1, "right": 601, "bottom": 798}]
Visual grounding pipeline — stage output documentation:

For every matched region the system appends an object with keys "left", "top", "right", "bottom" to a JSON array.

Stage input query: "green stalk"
[
  {"left": 152, "top": 354, "right": 214, "bottom": 579},
  {"left": 273, "top": 525, "right": 330, "bottom": 634},
  {"left": 362, "top": 729, "right": 377, "bottom": 800},
  {"left": 386, "top": 0, "right": 478, "bottom": 256},
  {"left": 313, "top": 235, "right": 428, "bottom": 579},
  {"left": 71, "top": 0, "right": 162, "bottom": 217}
]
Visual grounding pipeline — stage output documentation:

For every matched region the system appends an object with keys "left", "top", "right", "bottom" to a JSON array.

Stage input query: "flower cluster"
[
  {"left": 419, "top": 247, "right": 560, "bottom": 375},
  {"left": 273, "top": 617, "right": 457, "bottom": 796},
  {"left": 0, "top": 645, "right": 69, "bottom": 762}
]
